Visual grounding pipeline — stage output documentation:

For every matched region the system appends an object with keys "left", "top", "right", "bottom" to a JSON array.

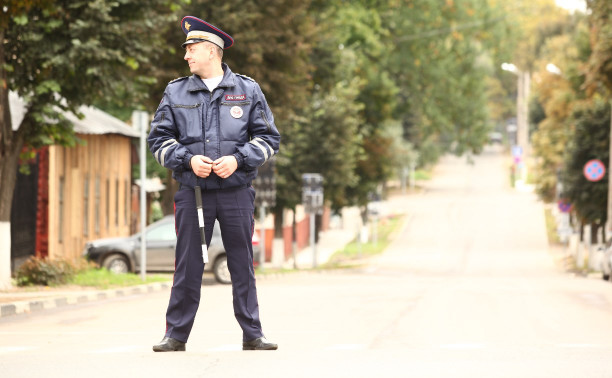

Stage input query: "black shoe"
[
  {"left": 153, "top": 337, "right": 186, "bottom": 352},
  {"left": 243, "top": 337, "right": 278, "bottom": 350}
]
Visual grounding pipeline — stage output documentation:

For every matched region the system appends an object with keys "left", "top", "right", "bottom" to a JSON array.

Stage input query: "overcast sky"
[{"left": 555, "top": 0, "right": 587, "bottom": 13}]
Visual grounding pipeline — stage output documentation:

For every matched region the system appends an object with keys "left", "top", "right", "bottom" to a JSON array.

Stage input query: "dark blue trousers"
[{"left": 165, "top": 185, "right": 264, "bottom": 343}]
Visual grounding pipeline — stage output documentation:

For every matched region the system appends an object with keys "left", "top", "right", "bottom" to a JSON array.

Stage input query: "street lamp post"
[{"left": 502, "top": 63, "right": 531, "bottom": 182}]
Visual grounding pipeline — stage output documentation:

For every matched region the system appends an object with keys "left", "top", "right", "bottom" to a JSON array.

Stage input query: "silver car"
[{"left": 82, "top": 215, "right": 261, "bottom": 284}]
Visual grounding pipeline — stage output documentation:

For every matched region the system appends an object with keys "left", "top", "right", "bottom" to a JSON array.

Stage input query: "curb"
[{"left": 0, "top": 281, "right": 172, "bottom": 319}]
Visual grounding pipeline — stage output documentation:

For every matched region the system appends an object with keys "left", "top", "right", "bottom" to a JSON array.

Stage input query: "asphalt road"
[{"left": 2, "top": 146, "right": 612, "bottom": 378}]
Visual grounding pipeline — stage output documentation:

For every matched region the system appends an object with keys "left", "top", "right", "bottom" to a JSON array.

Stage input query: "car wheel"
[
  {"left": 103, "top": 254, "right": 130, "bottom": 274},
  {"left": 213, "top": 255, "right": 232, "bottom": 284},
  {"left": 604, "top": 273, "right": 610, "bottom": 281}
]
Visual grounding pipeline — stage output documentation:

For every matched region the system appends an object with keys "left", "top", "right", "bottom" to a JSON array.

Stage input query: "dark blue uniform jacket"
[{"left": 148, "top": 63, "right": 280, "bottom": 190}]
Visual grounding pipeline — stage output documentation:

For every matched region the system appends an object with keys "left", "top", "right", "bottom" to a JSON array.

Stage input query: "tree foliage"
[
  {"left": 527, "top": 0, "right": 612, "bottom": 235},
  {"left": 1, "top": 0, "right": 555, "bottom": 224},
  {"left": 562, "top": 98, "right": 610, "bottom": 226},
  {"left": 585, "top": 0, "right": 612, "bottom": 93},
  {"left": 386, "top": 0, "right": 510, "bottom": 165}
]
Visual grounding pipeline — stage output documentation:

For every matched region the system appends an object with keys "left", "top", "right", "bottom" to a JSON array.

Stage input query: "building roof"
[{"left": 9, "top": 91, "right": 140, "bottom": 138}]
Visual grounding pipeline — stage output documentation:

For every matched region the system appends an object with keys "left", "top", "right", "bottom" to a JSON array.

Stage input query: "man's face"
[{"left": 184, "top": 42, "right": 214, "bottom": 76}]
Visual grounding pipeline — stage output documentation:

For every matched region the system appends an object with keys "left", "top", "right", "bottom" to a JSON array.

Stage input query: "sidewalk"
[
  {"left": 0, "top": 216, "right": 361, "bottom": 319},
  {"left": 279, "top": 195, "right": 408, "bottom": 270},
  {"left": 280, "top": 227, "right": 357, "bottom": 270},
  {"left": 0, "top": 281, "right": 172, "bottom": 318},
  {"left": 1, "top": 195, "right": 406, "bottom": 318}
]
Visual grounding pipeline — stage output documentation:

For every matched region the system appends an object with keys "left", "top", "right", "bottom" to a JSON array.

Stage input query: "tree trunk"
[
  {"left": 591, "top": 222, "right": 600, "bottom": 245},
  {"left": 0, "top": 27, "right": 23, "bottom": 288},
  {"left": 0, "top": 145, "right": 21, "bottom": 274},
  {"left": 160, "top": 169, "right": 179, "bottom": 216}
]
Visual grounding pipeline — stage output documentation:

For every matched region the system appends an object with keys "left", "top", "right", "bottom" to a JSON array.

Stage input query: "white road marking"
[{"left": 0, "top": 346, "right": 36, "bottom": 354}]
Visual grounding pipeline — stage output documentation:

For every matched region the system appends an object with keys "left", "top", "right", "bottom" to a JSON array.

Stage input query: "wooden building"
[{"left": 10, "top": 92, "right": 139, "bottom": 267}]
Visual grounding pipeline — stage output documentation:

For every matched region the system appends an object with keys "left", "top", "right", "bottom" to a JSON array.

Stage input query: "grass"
[
  {"left": 543, "top": 207, "right": 561, "bottom": 245},
  {"left": 326, "top": 215, "right": 404, "bottom": 266},
  {"left": 414, "top": 169, "right": 431, "bottom": 181},
  {"left": 68, "top": 269, "right": 171, "bottom": 290}
]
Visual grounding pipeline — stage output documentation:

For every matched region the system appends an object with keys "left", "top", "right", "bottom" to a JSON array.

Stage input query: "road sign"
[
  {"left": 557, "top": 199, "right": 572, "bottom": 213},
  {"left": 583, "top": 159, "right": 606, "bottom": 182},
  {"left": 302, "top": 173, "right": 324, "bottom": 215}
]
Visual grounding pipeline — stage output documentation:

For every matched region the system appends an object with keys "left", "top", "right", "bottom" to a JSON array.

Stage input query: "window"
[
  {"left": 95, "top": 177, "right": 100, "bottom": 234},
  {"left": 106, "top": 179, "right": 110, "bottom": 231},
  {"left": 125, "top": 179, "right": 129, "bottom": 226},
  {"left": 146, "top": 223, "right": 177, "bottom": 242},
  {"left": 58, "top": 177, "right": 65, "bottom": 243},
  {"left": 115, "top": 179, "right": 119, "bottom": 227},
  {"left": 84, "top": 177, "right": 89, "bottom": 237}
]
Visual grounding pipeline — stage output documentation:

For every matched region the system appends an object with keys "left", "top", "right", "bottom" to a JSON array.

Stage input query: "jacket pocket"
[
  {"left": 219, "top": 102, "right": 249, "bottom": 141},
  {"left": 171, "top": 103, "right": 202, "bottom": 140}
]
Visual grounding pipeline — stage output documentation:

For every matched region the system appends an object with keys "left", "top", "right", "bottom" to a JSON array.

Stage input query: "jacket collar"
[{"left": 187, "top": 63, "right": 236, "bottom": 92}]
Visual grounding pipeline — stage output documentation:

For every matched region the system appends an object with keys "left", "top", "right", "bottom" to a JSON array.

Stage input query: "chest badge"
[{"left": 230, "top": 106, "right": 243, "bottom": 119}]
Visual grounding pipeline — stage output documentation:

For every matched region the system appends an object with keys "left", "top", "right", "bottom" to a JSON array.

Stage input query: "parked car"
[{"left": 82, "top": 215, "right": 261, "bottom": 284}]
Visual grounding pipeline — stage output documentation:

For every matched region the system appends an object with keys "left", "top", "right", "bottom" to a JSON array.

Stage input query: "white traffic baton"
[{"left": 194, "top": 186, "right": 209, "bottom": 264}]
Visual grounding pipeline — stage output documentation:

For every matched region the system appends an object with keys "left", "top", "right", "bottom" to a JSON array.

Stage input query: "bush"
[{"left": 15, "top": 257, "right": 95, "bottom": 286}]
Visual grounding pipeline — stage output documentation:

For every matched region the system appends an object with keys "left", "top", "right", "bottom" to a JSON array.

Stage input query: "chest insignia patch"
[
  {"left": 230, "top": 106, "right": 244, "bottom": 119},
  {"left": 225, "top": 94, "right": 247, "bottom": 101}
]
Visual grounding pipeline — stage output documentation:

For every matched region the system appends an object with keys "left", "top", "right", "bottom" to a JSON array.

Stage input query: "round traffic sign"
[
  {"left": 583, "top": 159, "right": 606, "bottom": 182},
  {"left": 557, "top": 199, "right": 571, "bottom": 213}
]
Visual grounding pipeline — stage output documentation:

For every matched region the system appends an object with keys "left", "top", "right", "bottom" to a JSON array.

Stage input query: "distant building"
[{"left": 9, "top": 92, "right": 139, "bottom": 270}]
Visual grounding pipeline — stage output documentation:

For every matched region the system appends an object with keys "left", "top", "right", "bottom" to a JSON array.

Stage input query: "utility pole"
[
  {"left": 302, "top": 173, "right": 323, "bottom": 268},
  {"left": 133, "top": 110, "right": 148, "bottom": 282},
  {"left": 502, "top": 63, "right": 531, "bottom": 181},
  {"left": 519, "top": 71, "right": 531, "bottom": 175},
  {"left": 607, "top": 101, "right": 612, "bottom": 241},
  {"left": 252, "top": 158, "right": 276, "bottom": 271}
]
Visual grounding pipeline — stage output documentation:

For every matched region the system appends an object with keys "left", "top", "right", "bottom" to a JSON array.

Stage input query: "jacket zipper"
[
  {"left": 260, "top": 110, "right": 272, "bottom": 132},
  {"left": 221, "top": 101, "right": 251, "bottom": 106},
  {"left": 172, "top": 103, "right": 201, "bottom": 109}
]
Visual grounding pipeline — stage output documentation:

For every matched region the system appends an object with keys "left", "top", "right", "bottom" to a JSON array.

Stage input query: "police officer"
[{"left": 149, "top": 16, "right": 280, "bottom": 352}]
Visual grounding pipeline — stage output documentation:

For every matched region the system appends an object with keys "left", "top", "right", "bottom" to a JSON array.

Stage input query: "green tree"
[
  {"left": 388, "top": 0, "right": 510, "bottom": 166},
  {"left": 562, "top": 98, "right": 611, "bottom": 232},
  {"left": 0, "top": 0, "right": 180, "bottom": 286},
  {"left": 282, "top": 78, "right": 364, "bottom": 211},
  {"left": 529, "top": 13, "right": 591, "bottom": 202},
  {"left": 137, "top": 0, "right": 315, "bottom": 217},
  {"left": 585, "top": 0, "right": 612, "bottom": 93}
]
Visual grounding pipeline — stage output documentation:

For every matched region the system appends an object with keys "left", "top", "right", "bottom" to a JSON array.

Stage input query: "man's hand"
[
  {"left": 191, "top": 155, "right": 214, "bottom": 178},
  {"left": 212, "top": 156, "right": 238, "bottom": 179}
]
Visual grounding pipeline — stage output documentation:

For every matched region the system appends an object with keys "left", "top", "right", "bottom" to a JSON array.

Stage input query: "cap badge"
[
  {"left": 230, "top": 106, "right": 243, "bottom": 119},
  {"left": 185, "top": 21, "right": 191, "bottom": 31}
]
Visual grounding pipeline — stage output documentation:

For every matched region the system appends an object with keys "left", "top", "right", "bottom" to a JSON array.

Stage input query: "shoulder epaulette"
[
  {"left": 235, "top": 73, "right": 256, "bottom": 82},
  {"left": 168, "top": 76, "right": 188, "bottom": 84}
]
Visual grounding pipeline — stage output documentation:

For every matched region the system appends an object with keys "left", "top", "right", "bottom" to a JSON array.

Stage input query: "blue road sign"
[
  {"left": 583, "top": 159, "right": 606, "bottom": 182},
  {"left": 557, "top": 199, "right": 572, "bottom": 213}
]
